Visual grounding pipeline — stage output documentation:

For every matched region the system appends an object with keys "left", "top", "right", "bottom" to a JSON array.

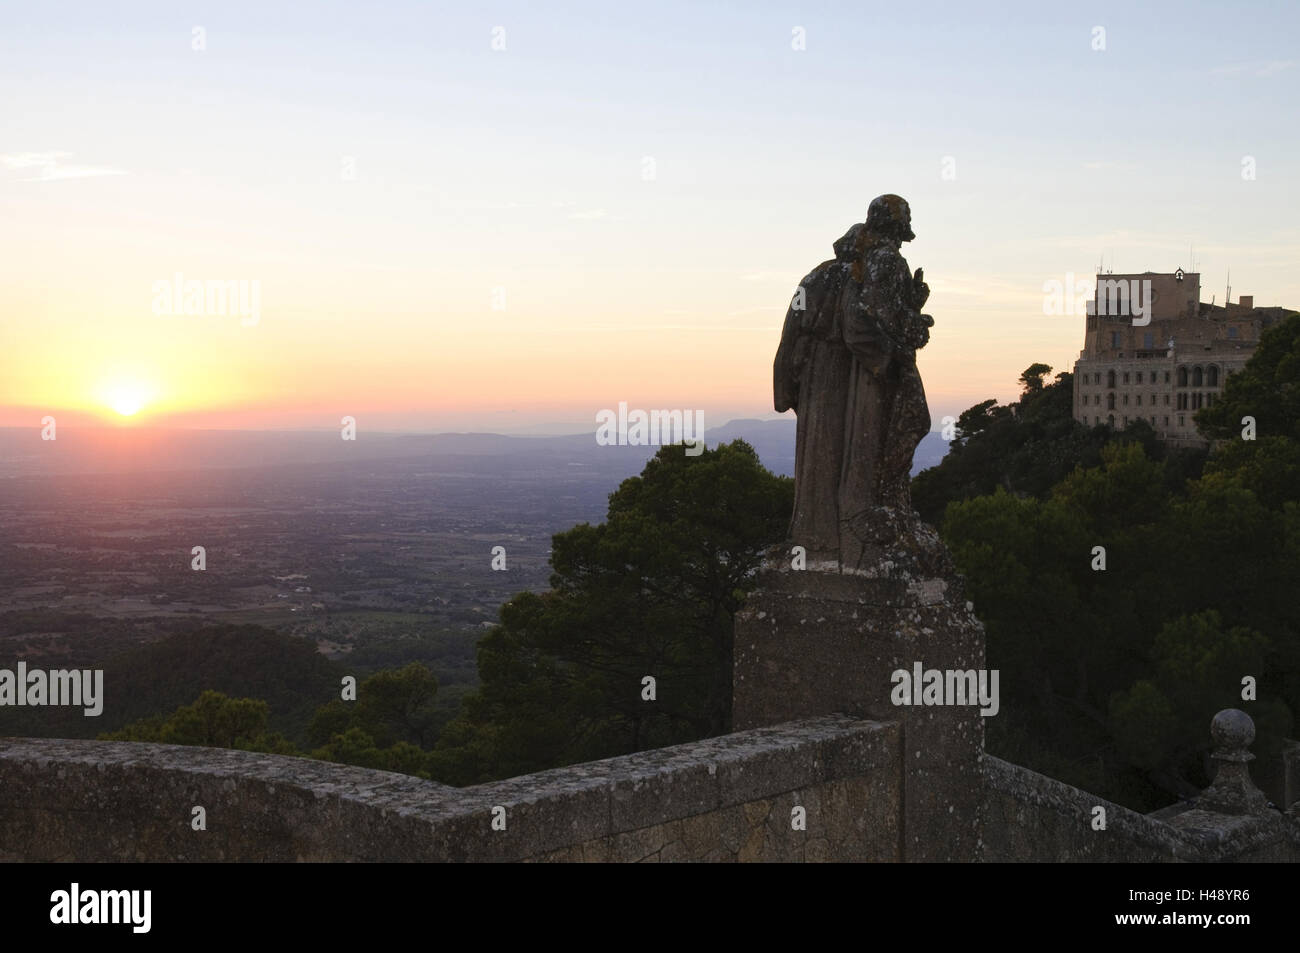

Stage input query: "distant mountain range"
[
  {"left": 701, "top": 418, "right": 949, "bottom": 478},
  {"left": 0, "top": 419, "right": 950, "bottom": 479}
]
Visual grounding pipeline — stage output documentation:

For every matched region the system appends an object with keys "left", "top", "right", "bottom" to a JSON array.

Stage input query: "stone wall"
[
  {"left": 0, "top": 715, "right": 899, "bottom": 862},
  {"left": 979, "top": 755, "right": 1201, "bottom": 862},
  {"left": 980, "top": 754, "right": 1300, "bottom": 863}
]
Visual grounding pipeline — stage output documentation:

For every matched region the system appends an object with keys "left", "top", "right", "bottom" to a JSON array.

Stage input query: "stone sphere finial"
[
  {"left": 1210, "top": 708, "right": 1255, "bottom": 759},
  {"left": 1197, "top": 708, "right": 1268, "bottom": 814}
]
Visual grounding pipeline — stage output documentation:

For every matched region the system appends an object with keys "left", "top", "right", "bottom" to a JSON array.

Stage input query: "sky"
[{"left": 2, "top": 0, "right": 1297, "bottom": 433}]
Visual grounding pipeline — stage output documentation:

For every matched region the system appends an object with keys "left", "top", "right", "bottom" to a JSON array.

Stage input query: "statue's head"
[{"left": 865, "top": 194, "right": 915, "bottom": 243}]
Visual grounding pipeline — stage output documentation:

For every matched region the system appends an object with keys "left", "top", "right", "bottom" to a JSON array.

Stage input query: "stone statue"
[{"left": 774, "top": 195, "right": 934, "bottom": 571}]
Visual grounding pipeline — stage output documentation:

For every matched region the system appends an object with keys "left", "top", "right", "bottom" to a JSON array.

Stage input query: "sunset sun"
[{"left": 102, "top": 381, "right": 153, "bottom": 418}]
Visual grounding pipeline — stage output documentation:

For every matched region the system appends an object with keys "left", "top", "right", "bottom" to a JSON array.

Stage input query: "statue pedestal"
[{"left": 733, "top": 536, "right": 985, "bottom": 862}]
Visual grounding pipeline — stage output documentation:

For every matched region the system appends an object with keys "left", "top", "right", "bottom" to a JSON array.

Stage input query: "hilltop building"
[{"left": 1071, "top": 269, "right": 1285, "bottom": 446}]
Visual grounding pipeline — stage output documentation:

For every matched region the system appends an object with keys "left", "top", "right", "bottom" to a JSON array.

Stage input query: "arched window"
[
  {"left": 1193, "top": 366, "right": 1203, "bottom": 387},
  {"left": 1107, "top": 393, "right": 1116, "bottom": 410},
  {"left": 1177, "top": 366, "right": 1188, "bottom": 387},
  {"left": 1107, "top": 414, "right": 1115, "bottom": 428},
  {"left": 1207, "top": 365, "right": 1219, "bottom": 387},
  {"left": 1107, "top": 369, "right": 1116, "bottom": 388}
]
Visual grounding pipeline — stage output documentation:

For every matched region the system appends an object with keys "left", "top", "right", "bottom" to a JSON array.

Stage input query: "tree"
[
  {"left": 1018, "top": 362, "right": 1053, "bottom": 395},
  {"left": 430, "top": 440, "right": 793, "bottom": 784},
  {"left": 306, "top": 662, "right": 441, "bottom": 775},
  {"left": 350, "top": 661, "right": 440, "bottom": 748},
  {"left": 911, "top": 369, "right": 1179, "bottom": 526},
  {"left": 1196, "top": 312, "right": 1300, "bottom": 442},
  {"left": 930, "top": 350, "right": 1300, "bottom": 810},
  {"left": 101, "top": 690, "right": 297, "bottom": 754},
  {"left": 1109, "top": 611, "right": 1290, "bottom": 796}
]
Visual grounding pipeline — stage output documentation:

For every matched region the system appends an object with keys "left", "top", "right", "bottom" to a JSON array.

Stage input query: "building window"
[
  {"left": 1150, "top": 417, "right": 1155, "bottom": 425},
  {"left": 1207, "top": 392, "right": 1215, "bottom": 407},
  {"left": 1107, "top": 370, "right": 1116, "bottom": 388},
  {"left": 1164, "top": 371, "right": 1170, "bottom": 383},
  {"left": 1107, "top": 393, "right": 1116, "bottom": 410},
  {"left": 1136, "top": 371, "right": 1144, "bottom": 384},
  {"left": 1207, "top": 365, "right": 1219, "bottom": 386},
  {"left": 1123, "top": 372, "right": 1130, "bottom": 384},
  {"left": 1107, "top": 414, "right": 1115, "bottom": 428},
  {"left": 1095, "top": 395, "right": 1101, "bottom": 406},
  {"left": 1229, "top": 326, "right": 1238, "bottom": 339},
  {"left": 1178, "top": 415, "right": 1185, "bottom": 427},
  {"left": 1111, "top": 331, "right": 1121, "bottom": 347},
  {"left": 1143, "top": 332, "right": 1154, "bottom": 349},
  {"left": 1136, "top": 395, "right": 1142, "bottom": 406},
  {"left": 1123, "top": 416, "right": 1128, "bottom": 427},
  {"left": 1177, "top": 366, "right": 1188, "bottom": 387},
  {"left": 1163, "top": 394, "right": 1169, "bottom": 405},
  {"left": 1163, "top": 416, "right": 1169, "bottom": 426},
  {"left": 1123, "top": 394, "right": 1130, "bottom": 405},
  {"left": 1193, "top": 366, "right": 1203, "bottom": 387}
]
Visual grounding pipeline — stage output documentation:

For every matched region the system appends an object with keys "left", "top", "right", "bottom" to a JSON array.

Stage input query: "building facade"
[{"left": 1072, "top": 270, "right": 1277, "bottom": 447}]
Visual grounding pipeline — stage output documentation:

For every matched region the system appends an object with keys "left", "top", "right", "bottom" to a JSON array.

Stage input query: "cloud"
[
  {"left": 1211, "top": 60, "right": 1294, "bottom": 77},
  {"left": 567, "top": 208, "right": 607, "bottom": 221},
  {"left": 0, "top": 151, "right": 126, "bottom": 181}
]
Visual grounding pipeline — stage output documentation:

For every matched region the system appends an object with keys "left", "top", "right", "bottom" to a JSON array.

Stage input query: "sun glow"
[{"left": 101, "top": 380, "right": 154, "bottom": 418}]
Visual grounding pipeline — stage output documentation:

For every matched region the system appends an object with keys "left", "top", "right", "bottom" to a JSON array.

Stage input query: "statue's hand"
[{"left": 912, "top": 268, "right": 930, "bottom": 308}]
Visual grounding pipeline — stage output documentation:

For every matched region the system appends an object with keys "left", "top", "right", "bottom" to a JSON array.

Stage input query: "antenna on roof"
[{"left": 1226, "top": 268, "right": 1231, "bottom": 308}]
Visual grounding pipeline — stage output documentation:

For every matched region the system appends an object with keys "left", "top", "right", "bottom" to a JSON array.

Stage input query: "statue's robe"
[{"left": 773, "top": 229, "right": 860, "bottom": 560}]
